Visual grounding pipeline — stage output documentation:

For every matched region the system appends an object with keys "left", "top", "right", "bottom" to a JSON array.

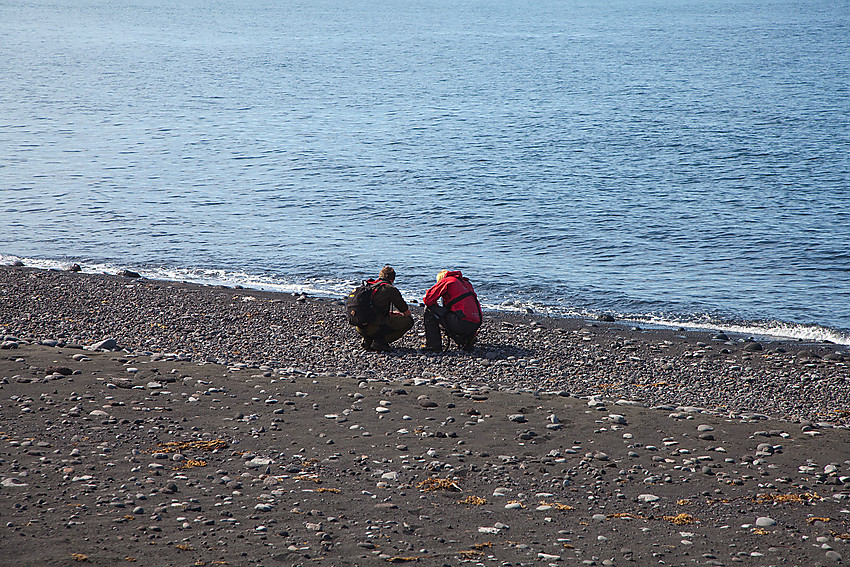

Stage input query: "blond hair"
[{"left": 436, "top": 269, "right": 449, "bottom": 283}]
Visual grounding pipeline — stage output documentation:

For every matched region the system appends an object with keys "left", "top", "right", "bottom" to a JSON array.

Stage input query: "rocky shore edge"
[{"left": 2, "top": 264, "right": 848, "bottom": 425}]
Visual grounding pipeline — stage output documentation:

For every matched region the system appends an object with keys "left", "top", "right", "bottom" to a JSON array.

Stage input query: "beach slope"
[{"left": 1, "top": 266, "right": 849, "bottom": 566}]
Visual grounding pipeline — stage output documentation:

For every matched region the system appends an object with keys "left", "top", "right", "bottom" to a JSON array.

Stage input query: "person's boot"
[
  {"left": 360, "top": 337, "right": 373, "bottom": 350},
  {"left": 423, "top": 308, "right": 443, "bottom": 351}
]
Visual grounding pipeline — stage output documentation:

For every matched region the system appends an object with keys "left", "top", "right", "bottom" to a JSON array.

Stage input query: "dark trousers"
[
  {"left": 357, "top": 315, "right": 414, "bottom": 344},
  {"left": 424, "top": 305, "right": 480, "bottom": 350}
]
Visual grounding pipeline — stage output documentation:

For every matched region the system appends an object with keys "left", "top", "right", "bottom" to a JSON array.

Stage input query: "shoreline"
[
  {"left": 2, "top": 265, "right": 849, "bottom": 425},
  {"left": 4, "top": 255, "right": 848, "bottom": 348},
  {"left": 2, "top": 265, "right": 850, "bottom": 566}
]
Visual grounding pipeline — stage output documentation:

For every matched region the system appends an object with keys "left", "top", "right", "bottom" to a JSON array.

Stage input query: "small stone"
[
  {"left": 756, "top": 443, "right": 774, "bottom": 455},
  {"left": 246, "top": 457, "right": 273, "bottom": 469},
  {"left": 90, "top": 338, "right": 119, "bottom": 351}
]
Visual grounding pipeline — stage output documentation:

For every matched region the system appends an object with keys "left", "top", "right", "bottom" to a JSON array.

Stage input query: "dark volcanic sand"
[{"left": 1, "top": 265, "right": 849, "bottom": 566}]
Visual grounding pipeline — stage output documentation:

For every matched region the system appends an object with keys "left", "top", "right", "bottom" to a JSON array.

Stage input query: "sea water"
[{"left": 2, "top": 0, "right": 849, "bottom": 344}]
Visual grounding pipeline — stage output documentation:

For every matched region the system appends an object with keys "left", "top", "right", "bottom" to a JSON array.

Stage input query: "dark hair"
[{"left": 378, "top": 265, "right": 396, "bottom": 282}]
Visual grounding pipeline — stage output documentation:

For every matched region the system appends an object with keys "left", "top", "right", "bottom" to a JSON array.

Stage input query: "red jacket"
[{"left": 422, "top": 271, "right": 481, "bottom": 323}]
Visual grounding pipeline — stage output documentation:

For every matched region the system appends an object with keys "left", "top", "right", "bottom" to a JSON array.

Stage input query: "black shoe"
[
  {"left": 462, "top": 336, "right": 476, "bottom": 352},
  {"left": 421, "top": 345, "right": 442, "bottom": 353},
  {"left": 371, "top": 339, "right": 391, "bottom": 352},
  {"left": 361, "top": 337, "right": 373, "bottom": 350}
]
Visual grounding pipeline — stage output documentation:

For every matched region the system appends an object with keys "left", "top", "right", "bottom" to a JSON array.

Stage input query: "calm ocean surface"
[{"left": 2, "top": 0, "right": 849, "bottom": 344}]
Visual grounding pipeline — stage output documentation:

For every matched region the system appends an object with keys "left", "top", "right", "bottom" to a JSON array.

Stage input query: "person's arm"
[
  {"left": 422, "top": 281, "right": 447, "bottom": 306},
  {"left": 388, "top": 287, "right": 411, "bottom": 316}
]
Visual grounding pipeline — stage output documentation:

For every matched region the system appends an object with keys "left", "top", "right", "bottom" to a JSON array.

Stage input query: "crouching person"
[
  {"left": 357, "top": 265, "right": 414, "bottom": 351},
  {"left": 422, "top": 270, "right": 482, "bottom": 352}
]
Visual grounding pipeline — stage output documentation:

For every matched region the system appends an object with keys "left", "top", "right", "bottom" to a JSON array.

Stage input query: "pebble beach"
[{"left": 2, "top": 265, "right": 850, "bottom": 566}]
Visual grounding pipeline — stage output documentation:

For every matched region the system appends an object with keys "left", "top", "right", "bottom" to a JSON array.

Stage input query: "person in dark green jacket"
[{"left": 356, "top": 266, "right": 414, "bottom": 351}]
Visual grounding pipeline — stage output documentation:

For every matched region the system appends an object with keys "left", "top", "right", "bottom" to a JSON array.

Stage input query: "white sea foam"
[
  {"left": 628, "top": 315, "right": 850, "bottom": 347},
  {"left": 0, "top": 255, "right": 79, "bottom": 273}
]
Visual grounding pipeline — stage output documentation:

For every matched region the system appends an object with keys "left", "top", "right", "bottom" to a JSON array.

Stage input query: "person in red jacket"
[{"left": 422, "top": 269, "right": 482, "bottom": 352}]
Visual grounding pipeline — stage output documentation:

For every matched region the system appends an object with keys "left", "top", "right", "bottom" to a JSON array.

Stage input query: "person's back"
[
  {"left": 369, "top": 281, "right": 402, "bottom": 327},
  {"left": 424, "top": 271, "right": 481, "bottom": 324}
]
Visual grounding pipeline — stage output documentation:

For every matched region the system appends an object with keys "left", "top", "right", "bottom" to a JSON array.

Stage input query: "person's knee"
[
  {"left": 423, "top": 307, "right": 439, "bottom": 323},
  {"left": 359, "top": 324, "right": 378, "bottom": 338},
  {"left": 400, "top": 316, "right": 414, "bottom": 333}
]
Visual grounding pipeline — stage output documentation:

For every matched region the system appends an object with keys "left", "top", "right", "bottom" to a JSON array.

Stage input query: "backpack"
[{"left": 345, "top": 280, "right": 386, "bottom": 326}]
